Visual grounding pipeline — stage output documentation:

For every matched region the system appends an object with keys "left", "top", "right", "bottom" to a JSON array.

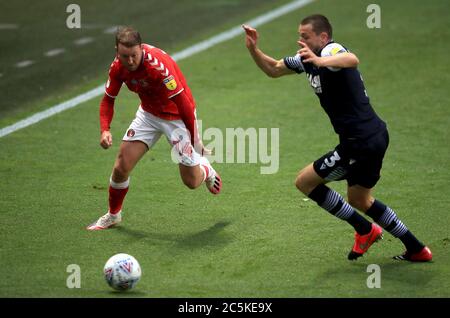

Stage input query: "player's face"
[
  {"left": 116, "top": 43, "right": 143, "bottom": 71},
  {"left": 298, "top": 24, "right": 328, "bottom": 53}
]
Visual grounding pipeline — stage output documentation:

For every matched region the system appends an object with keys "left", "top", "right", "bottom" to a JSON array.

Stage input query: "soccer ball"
[{"left": 103, "top": 253, "right": 142, "bottom": 291}]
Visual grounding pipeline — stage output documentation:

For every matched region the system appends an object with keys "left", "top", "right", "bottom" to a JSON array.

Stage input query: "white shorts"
[{"left": 123, "top": 106, "right": 201, "bottom": 167}]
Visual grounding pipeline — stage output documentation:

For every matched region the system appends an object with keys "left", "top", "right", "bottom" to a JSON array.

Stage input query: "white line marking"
[
  {"left": 15, "top": 60, "right": 34, "bottom": 68},
  {"left": 44, "top": 48, "right": 66, "bottom": 57},
  {"left": 103, "top": 26, "right": 119, "bottom": 34},
  {"left": 74, "top": 37, "right": 94, "bottom": 45},
  {"left": 0, "top": 0, "right": 314, "bottom": 138},
  {"left": 0, "top": 23, "right": 19, "bottom": 30},
  {"left": 82, "top": 23, "right": 108, "bottom": 29},
  {"left": 172, "top": 0, "right": 314, "bottom": 61},
  {"left": 0, "top": 87, "right": 105, "bottom": 138}
]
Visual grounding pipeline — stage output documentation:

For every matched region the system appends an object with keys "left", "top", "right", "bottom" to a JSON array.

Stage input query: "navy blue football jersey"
[{"left": 284, "top": 42, "right": 386, "bottom": 140}]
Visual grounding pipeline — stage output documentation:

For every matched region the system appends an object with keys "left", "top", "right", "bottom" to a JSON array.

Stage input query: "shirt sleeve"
[
  {"left": 170, "top": 90, "right": 196, "bottom": 146},
  {"left": 320, "top": 43, "right": 348, "bottom": 72},
  {"left": 99, "top": 94, "right": 115, "bottom": 132},
  {"left": 283, "top": 54, "right": 305, "bottom": 74}
]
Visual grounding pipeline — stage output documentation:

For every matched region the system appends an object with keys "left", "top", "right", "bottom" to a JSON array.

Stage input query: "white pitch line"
[
  {"left": 82, "top": 23, "right": 108, "bottom": 30},
  {"left": 0, "top": 0, "right": 314, "bottom": 138},
  {"left": 172, "top": 0, "right": 314, "bottom": 61},
  {"left": 44, "top": 48, "right": 66, "bottom": 57},
  {"left": 15, "top": 60, "right": 34, "bottom": 68},
  {"left": 103, "top": 26, "right": 119, "bottom": 34},
  {"left": 0, "top": 86, "right": 105, "bottom": 138},
  {"left": 0, "top": 23, "right": 19, "bottom": 30},
  {"left": 74, "top": 37, "right": 94, "bottom": 46}
]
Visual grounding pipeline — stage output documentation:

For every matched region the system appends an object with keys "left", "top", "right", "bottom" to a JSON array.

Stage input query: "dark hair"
[
  {"left": 115, "top": 26, "right": 142, "bottom": 48},
  {"left": 301, "top": 14, "right": 332, "bottom": 38}
]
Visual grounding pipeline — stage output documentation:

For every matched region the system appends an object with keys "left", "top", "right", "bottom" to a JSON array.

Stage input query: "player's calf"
[{"left": 366, "top": 200, "right": 430, "bottom": 259}]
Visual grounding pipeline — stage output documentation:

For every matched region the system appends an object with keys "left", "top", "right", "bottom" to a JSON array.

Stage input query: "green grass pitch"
[{"left": 0, "top": 0, "right": 449, "bottom": 297}]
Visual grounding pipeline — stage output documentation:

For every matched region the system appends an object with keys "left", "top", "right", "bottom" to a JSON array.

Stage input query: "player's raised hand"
[
  {"left": 298, "top": 40, "right": 321, "bottom": 66},
  {"left": 100, "top": 130, "right": 113, "bottom": 149},
  {"left": 201, "top": 146, "right": 213, "bottom": 156},
  {"left": 242, "top": 24, "right": 259, "bottom": 50}
]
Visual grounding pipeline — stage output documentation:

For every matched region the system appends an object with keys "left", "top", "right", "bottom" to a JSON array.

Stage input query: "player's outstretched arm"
[
  {"left": 242, "top": 24, "right": 295, "bottom": 78},
  {"left": 319, "top": 52, "right": 359, "bottom": 68},
  {"left": 298, "top": 41, "right": 359, "bottom": 69}
]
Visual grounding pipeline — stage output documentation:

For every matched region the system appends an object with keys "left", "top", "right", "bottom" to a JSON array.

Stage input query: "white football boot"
[
  {"left": 205, "top": 165, "right": 222, "bottom": 195},
  {"left": 87, "top": 211, "right": 122, "bottom": 230}
]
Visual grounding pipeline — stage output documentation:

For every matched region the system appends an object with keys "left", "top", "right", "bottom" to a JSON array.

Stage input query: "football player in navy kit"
[{"left": 243, "top": 15, "right": 432, "bottom": 262}]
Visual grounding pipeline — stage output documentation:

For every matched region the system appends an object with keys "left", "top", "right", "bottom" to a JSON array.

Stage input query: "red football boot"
[
  {"left": 393, "top": 246, "right": 433, "bottom": 262},
  {"left": 348, "top": 223, "right": 383, "bottom": 260}
]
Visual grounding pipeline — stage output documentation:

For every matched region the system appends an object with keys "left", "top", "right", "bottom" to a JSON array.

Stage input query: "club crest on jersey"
[
  {"left": 127, "top": 129, "right": 135, "bottom": 137},
  {"left": 163, "top": 75, "right": 177, "bottom": 90}
]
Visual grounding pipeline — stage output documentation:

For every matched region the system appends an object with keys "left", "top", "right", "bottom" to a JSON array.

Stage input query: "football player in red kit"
[{"left": 87, "top": 26, "right": 221, "bottom": 230}]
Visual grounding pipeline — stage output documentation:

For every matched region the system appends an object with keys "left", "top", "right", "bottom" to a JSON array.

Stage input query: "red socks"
[{"left": 108, "top": 178, "right": 129, "bottom": 214}]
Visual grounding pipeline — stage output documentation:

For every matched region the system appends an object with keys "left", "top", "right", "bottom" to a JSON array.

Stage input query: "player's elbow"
[
  {"left": 266, "top": 71, "right": 281, "bottom": 78},
  {"left": 265, "top": 67, "right": 283, "bottom": 78},
  {"left": 349, "top": 53, "right": 359, "bottom": 67}
]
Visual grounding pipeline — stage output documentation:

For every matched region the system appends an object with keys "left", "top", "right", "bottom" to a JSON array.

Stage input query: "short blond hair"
[{"left": 115, "top": 26, "right": 142, "bottom": 48}]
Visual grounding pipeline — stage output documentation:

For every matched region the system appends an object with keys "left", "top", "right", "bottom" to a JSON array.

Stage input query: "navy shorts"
[{"left": 313, "top": 129, "right": 389, "bottom": 189}]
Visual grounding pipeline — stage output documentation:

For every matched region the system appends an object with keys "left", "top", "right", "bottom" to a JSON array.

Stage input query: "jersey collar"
[{"left": 318, "top": 40, "right": 334, "bottom": 55}]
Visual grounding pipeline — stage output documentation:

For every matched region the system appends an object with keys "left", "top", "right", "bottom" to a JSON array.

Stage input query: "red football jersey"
[{"left": 105, "top": 44, "right": 195, "bottom": 120}]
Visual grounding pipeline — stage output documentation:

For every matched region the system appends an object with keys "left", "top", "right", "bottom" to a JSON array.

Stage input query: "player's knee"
[
  {"left": 180, "top": 171, "right": 201, "bottom": 189},
  {"left": 295, "top": 174, "right": 310, "bottom": 195},
  {"left": 182, "top": 177, "right": 199, "bottom": 190},
  {"left": 180, "top": 165, "right": 203, "bottom": 189},
  {"left": 348, "top": 197, "right": 372, "bottom": 212},
  {"left": 112, "top": 163, "right": 130, "bottom": 181}
]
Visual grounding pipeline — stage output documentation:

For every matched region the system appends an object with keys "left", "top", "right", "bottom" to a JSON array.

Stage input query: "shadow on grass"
[
  {"left": 310, "top": 257, "right": 436, "bottom": 296},
  {"left": 115, "top": 221, "right": 232, "bottom": 250},
  {"left": 349, "top": 260, "right": 435, "bottom": 287},
  {"left": 105, "top": 289, "right": 148, "bottom": 297}
]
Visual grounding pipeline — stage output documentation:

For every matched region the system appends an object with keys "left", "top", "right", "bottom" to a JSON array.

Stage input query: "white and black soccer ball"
[{"left": 103, "top": 253, "right": 141, "bottom": 291}]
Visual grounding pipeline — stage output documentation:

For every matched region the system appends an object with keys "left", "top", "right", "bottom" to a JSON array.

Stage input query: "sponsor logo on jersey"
[
  {"left": 331, "top": 46, "right": 342, "bottom": 55},
  {"left": 127, "top": 129, "right": 135, "bottom": 137},
  {"left": 163, "top": 75, "right": 177, "bottom": 90}
]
